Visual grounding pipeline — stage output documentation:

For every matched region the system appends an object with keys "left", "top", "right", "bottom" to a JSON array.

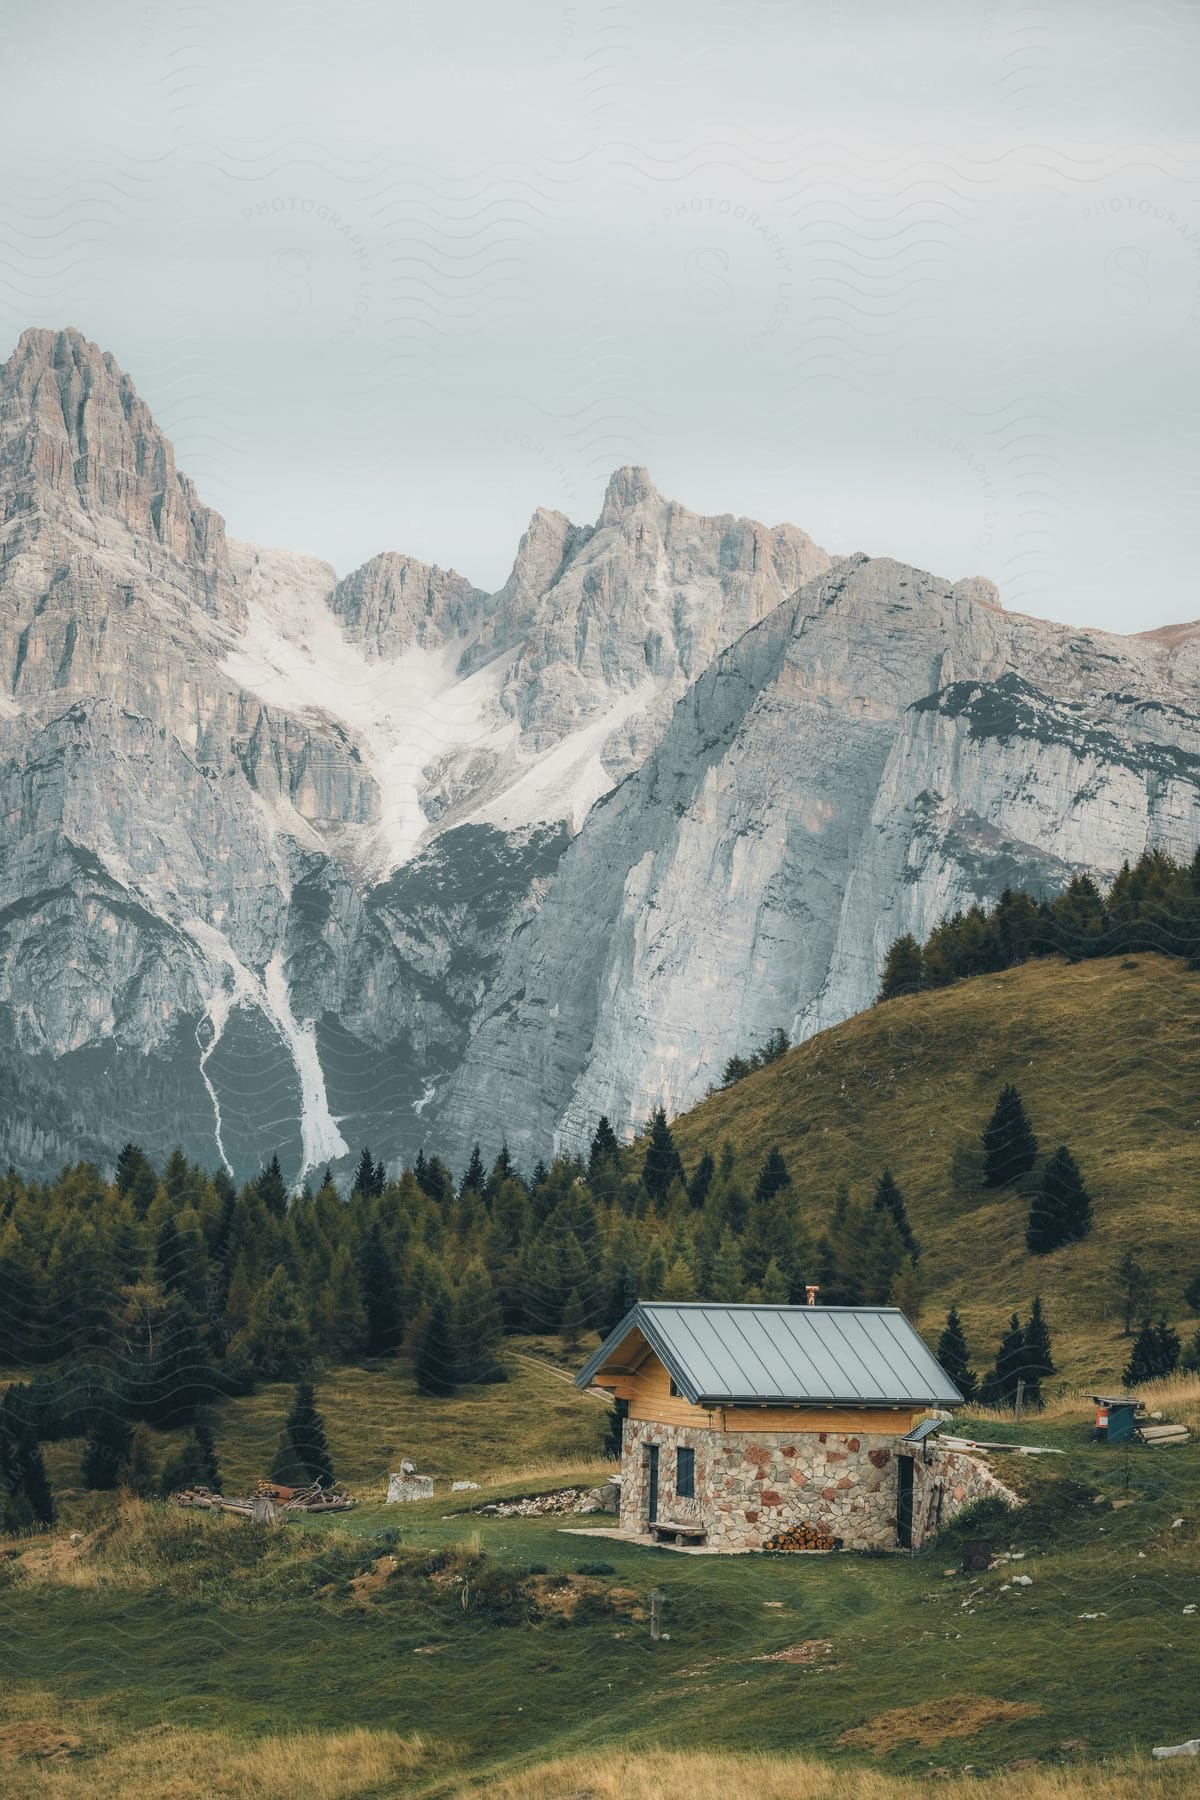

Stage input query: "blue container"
[{"left": 1092, "top": 1397, "right": 1138, "bottom": 1443}]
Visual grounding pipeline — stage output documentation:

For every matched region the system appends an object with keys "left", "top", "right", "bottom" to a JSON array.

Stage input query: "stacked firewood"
[{"left": 762, "top": 1521, "right": 841, "bottom": 1552}]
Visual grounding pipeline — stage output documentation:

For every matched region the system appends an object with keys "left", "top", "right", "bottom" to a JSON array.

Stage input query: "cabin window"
[{"left": 676, "top": 1446, "right": 695, "bottom": 1498}]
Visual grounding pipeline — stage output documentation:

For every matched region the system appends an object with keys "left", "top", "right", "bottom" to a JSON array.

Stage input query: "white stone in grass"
[
  {"left": 1153, "top": 1741, "right": 1200, "bottom": 1758},
  {"left": 1012, "top": 1574, "right": 1033, "bottom": 1586}
]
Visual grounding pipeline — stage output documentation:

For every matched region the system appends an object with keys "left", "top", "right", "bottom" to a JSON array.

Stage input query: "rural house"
[{"left": 576, "top": 1301, "right": 1015, "bottom": 1551}]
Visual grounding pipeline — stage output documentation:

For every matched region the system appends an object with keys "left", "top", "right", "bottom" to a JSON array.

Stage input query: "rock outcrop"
[{"left": 2, "top": 325, "right": 1198, "bottom": 1179}]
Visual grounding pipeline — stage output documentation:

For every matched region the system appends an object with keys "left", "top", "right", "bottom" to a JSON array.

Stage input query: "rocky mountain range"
[{"left": 2, "top": 326, "right": 1198, "bottom": 1180}]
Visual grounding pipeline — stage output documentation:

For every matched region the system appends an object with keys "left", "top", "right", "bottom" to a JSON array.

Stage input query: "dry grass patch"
[
  {"left": 14, "top": 1725, "right": 436, "bottom": 1798},
  {"left": 838, "top": 1696, "right": 1042, "bottom": 1754},
  {"left": 454, "top": 1749, "right": 1200, "bottom": 1800}
]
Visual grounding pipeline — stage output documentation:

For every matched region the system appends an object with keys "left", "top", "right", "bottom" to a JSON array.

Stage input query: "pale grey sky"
[{"left": 2, "top": 0, "right": 1198, "bottom": 629}]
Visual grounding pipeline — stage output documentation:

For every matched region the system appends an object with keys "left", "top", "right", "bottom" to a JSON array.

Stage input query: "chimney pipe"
[{"left": 805, "top": 1284, "right": 820, "bottom": 1307}]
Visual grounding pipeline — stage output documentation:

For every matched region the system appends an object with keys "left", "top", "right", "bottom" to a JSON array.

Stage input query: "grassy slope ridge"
[
  {"left": 3, "top": 1382, "right": 1200, "bottom": 1795},
  {"left": 670, "top": 954, "right": 1200, "bottom": 1382}
]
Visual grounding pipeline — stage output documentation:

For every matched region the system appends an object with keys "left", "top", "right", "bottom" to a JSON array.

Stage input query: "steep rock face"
[
  {"left": 0, "top": 326, "right": 236, "bottom": 625},
  {"left": 4, "top": 324, "right": 1200, "bottom": 1182},
  {"left": 434, "top": 556, "right": 1200, "bottom": 1165},
  {"left": 471, "top": 467, "right": 830, "bottom": 758},
  {"left": 329, "top": 552, "right": 489, "bottom": 658}
]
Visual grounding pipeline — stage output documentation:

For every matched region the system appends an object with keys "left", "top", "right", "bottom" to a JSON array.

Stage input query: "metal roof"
[{"left": 576, "top": 1302, "right": 962, "bottom": 1408}]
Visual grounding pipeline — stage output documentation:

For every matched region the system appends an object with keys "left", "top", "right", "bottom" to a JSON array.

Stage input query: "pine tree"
[
  {"left": 1123, "top": 1317, "right": 1177, "bottom": 1387},
  {"left": 454, "top": 1262, "right": 506, "bottom": 1384},
  {"left": 357, "top": 1225, "right": 403, "bottom": 1356},
  {"left": 273, "top": 1381, "right": 334, "bottom": 1487},
  {"left": 1185, "top": 1269, "right": 1200, "bottom": 1315},
  {"left": 935, "top": 1306, "right": 977, "bottom": 1402},
  {"left": 459, "top": 1144, "right": 487, "bottom": 1200},
  {"left": 878, "top": 934, "right": 924, "bottom": 1000},
  {"left": 987, "top": 1313, "right": 1027, "bottom": 1408},
  {"left": 119, "top": 1424, "right": 160, "bottom": 1498},
  {"left": 661, "top": 1255, "right": 698, "bottom": 1301},
  {"left": 161, "top": 1421, "right": 223, "bottom": 1495},
  {"left": 239, "top": 1266, "right": 312, "bottom": 1380},
  {"left": 352, "top": 1148, "right": 384, "bottom": 1200},
  {"left": 873, "top": 1168, "right": 919, "bottom": 1260},
  {"left": 709, "top": 1227, "right": 745, "bottom": 1303},
  {"left": 1020, "top": 1297, "right": 1055, "bottom": 1405},
  {"left": 588, "top": 1117, "right": 620, "bottom": 1178},
  {"left": 0, "top": 1392, "right": 54, "bottom": 1528},
  {"left": 1028, "top": 1146, "right": 1092, "bottom": 1253},
  {"left": 642, "top": 1106, "right": 684, "bottom": 1206},
  {"left": 81, "top": 1403, "right": 133, "bottom": 1490},
  {"left": 560, "top": 1286, "right": 586, "bottom": 1352},
  {"left": 1182, "top": 1327, "right": 1200, "bottom": 1375},
  {"left": 753, "top": 1148, "right": 791, "bottom": 1206},
  {"left": 414, "top": 1290, "right": 458, "bottom": 1396},
  {"left": 759, "top": 1256, "right": 789, "bottom": 1304},
  {"left": 257, "top": 1154, "right": 289, "bottom": 1219},
  {"left": 982, "top": 1084, "right": 1039, "bottom": 1187},
  {"left": 317, "top": 1244, "right": 368, "bottom": 1361},
  {"left": 687, "top": 1151, "right": 715, "bottom": 1210}
]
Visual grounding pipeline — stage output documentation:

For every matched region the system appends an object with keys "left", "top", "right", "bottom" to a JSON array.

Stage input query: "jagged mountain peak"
[
  {"left": 598, "top": 463, "right": 662, "bottom": 524},
  {"left": 0, "top": 324, "right": 235, "bottom": 624},
  {"left": 329, "top": 549, "right": 489, "bottom": 661}
]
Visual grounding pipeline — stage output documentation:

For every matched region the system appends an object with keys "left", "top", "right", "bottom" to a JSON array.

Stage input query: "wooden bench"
[{"left": 650, "top": 1519, "right": 707, "bottom": 1546}]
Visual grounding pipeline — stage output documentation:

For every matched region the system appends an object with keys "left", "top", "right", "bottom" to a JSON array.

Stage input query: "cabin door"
[
  {"left": 646, "top": 1445, "right": 660, "bottom": 1525},
  {"left": 896, "top": 1454, "right": 915, "bottom": 1549}
]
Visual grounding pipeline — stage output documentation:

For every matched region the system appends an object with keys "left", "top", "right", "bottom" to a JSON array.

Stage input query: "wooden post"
[
  {"left": 1014, "top": 1379, "right": 1025, "bottom": 1421},
  {"left": 649, "top": 1588, "right": 664, "bottom": 1642}
]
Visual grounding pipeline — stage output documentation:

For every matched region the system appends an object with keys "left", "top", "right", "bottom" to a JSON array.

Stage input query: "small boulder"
[{"left": 387, "top": 1471, "right": 434, "bottom": 1503}]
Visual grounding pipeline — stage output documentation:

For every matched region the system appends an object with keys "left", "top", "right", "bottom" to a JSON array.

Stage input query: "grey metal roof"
[{"left": 576, "top": 1302, "right": 962, "bottom": 1408}]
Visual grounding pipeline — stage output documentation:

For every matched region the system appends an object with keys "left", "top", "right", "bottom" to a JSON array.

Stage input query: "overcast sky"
[{"left": 2, "top": 0, "right": 1197, "bottom": 630}]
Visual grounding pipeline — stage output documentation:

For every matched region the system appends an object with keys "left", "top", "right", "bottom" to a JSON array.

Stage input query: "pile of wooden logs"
[
  {"left": 762, "top": 1522, "right": 842, "bottom": 1552},
  {"left": 171, "top": 1482, "right": 358, "bottom": 1516},
  {"left": 1137, "top": 1421, "right": 1191, "bottom": 1449}
]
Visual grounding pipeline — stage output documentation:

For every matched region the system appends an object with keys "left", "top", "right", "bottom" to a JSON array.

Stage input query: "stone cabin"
[{"left": 576, "top": 1301, "right": 1016, "bottom": 1551}]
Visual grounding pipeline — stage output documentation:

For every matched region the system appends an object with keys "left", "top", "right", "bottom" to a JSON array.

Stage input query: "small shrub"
[{"left": 575, "top": 1560, "right": 615, "bottom": 1576}]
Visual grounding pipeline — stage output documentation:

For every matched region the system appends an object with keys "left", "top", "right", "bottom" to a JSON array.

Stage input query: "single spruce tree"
[
  {"left": 352, "top": 1147, "right": 384, "bottom": 1200},
  {"left": 459, "top": 1144, "right": 487, "bottom": 1200},
  {"left": 454, "top": 1262, "right": 506, "bottom": 1384},
  {"left": 414, "top": 1290, "right": 458, "bottom": 1397},
  {"left": 257, "top": 1154, "right": 289, "bottom": 1219},
  {"left": 1124, "top": 1318, "right": 1162, "bottom": 1387},
  {"left": 878, "top": 934, "right": 924, "bottom": 1000},
  {"left": 1032, "top": 1145, "right": 1092, "bottom": 1250},
  {"left": 0, "top": 1393, "right": 54, "bottom": 1528},
  {"left": 81, "top": 1404, "right": 133, "bottom": 1491},
  {"left": 560, "top": 1286, "right": 586, "bottom": 1352},
  {"left": 935, "top": 1306, "right": 977, "bottom": 1402},
  {"left": 989, "top": 1313, "right": 1027, "bottom": 1407},
  {"left": 753, "top": 1148, "right": 791, "bottom": 1206},
  {"left": 687, "top": 1150, "right": 715, "bottom": 1210},
  {"left": 873, "top": 1168, "right": 920, "bottom": 1260},
  {"left": 273, "top": 1380, "right": 334, "bottom": 1487},
  {"left": 642, "top": 1106, "right": 684, "bottom": 1205},
  {"left": 357, "top": 1225, "right": 403, "bottom": 1356},
  {"left": 982, "top": 1084, "right": 1039, "bottom": 1187},
  {"left": 1020, "top": 1297, "right": 1055, "bottom": 1405},
  {"left": 588, "top": 1117, "right": 621, "bottom": 1178}
]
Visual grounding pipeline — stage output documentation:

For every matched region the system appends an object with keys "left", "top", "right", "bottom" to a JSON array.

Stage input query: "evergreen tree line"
[
  {"left": 879, "top": 847, "right": 1200, "bottom": 1003},
  {"left": 2, "top": 1084, "right": 1196, "bottom": 1517},
  {"left": 935, "top": 1299, "right": 1057, "bottom": 1408},
  {"left": 716, "top": 1026, "right": 790, "bottom": 1090}
]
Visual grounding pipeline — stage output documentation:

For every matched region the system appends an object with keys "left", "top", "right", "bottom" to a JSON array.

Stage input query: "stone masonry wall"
[{"left": 621, "top": 1420, "right": 1017, "bottom": 1552}]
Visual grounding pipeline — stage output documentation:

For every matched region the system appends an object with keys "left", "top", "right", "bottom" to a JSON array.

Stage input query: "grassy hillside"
[
  {"left": 3, "top": 1379, "right": 1199, "bottom": 1795},
  {"left": 26, "top": 1338, "right": 610, "bottom": 1507},
  {"left": 671, "top": 954, "right": 1200, "bottom": 1383}
]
